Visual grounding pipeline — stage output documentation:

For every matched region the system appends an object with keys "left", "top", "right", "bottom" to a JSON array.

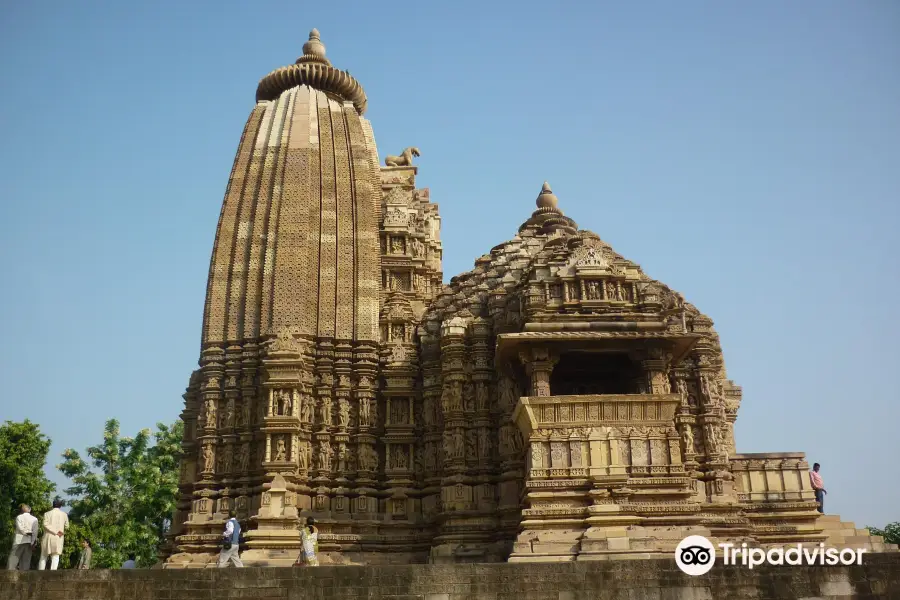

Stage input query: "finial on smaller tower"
[{"left": 536, "top": 181, "right": 559, "bottom": 209}]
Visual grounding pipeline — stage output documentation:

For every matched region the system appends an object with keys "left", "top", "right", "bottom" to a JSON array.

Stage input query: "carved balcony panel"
[
  {"left": 731, "top": 452, "right": 816, "bottom": 504},
  {"left": 512, "top": 394, "right": 683, "bottom": 480}
]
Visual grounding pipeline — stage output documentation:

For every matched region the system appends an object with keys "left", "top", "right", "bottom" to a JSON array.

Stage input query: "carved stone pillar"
[
  {"left": 351, "top": 342, "right": 379, "bottom": 526},
  {"left": 520, "top": 347, "right": 558, "bottom": 397}
]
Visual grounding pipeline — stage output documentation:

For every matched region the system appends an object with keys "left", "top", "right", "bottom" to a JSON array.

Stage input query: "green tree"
[
  {"left": 58, "top": 419, "right": 183, "bottom": 568},
  {"left": 867, "top": 522, "right": 900, "bottom": 545},
  {"left": 0, "top": 420, "right": 56, "bottom": 566}
]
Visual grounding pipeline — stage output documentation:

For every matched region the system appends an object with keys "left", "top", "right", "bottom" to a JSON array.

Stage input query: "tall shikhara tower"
[
  {"left": 168, "top": 30, "right": 895, "bottom": 568},
  {"left": 167, "top": 30, "right": 443, "bottom": 566}
]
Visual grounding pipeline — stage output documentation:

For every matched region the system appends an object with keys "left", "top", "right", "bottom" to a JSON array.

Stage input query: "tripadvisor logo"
[{"left": 675, "top": 535, "right": 866, "bottom": 576}]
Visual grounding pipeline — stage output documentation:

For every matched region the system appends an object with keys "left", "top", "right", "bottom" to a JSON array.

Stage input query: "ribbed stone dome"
[{"left": 202, "top": 31, "right": 381, "bottom": 346}]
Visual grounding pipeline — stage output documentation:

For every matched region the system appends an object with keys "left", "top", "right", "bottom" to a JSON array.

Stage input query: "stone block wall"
[{"left": 2, "top": 553, "right": 899, "bottom": 600}]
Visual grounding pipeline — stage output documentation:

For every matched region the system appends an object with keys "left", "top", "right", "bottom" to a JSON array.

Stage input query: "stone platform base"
[
  {"left": 3, "top": 554, "right": 899, "bottom": 600},
  {"left": 165, "top": 549, "right": 429, "bottom": 568}
]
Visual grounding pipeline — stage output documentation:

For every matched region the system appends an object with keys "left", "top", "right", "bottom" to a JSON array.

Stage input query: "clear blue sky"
[{"left": 1, "top": 2, "right": 897, "bottom": 528}]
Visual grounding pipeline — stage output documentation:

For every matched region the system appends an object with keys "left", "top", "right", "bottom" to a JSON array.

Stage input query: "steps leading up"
[{"left": 817, "top": 514, "right": 899, "bottom": 552}]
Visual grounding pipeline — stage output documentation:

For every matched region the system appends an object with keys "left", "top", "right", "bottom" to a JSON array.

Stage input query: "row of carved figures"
[
  {"left": 199, "top": 392, "right": 380, "bottom": 430},
  {"left": 381, "top": 234, "right": 427, "bottom": 258},
  {"left": 679, "top": 422, "right": 728, "bottom": 457},
  {"left": 195, "top": 422, "right": 527, "bottom": 478},
  {"left": 383, "top": 270, "right": 432, "bottom": 294},
  {"left": 674, "top": 373, "right": 729, "bottom": 410},
  {"left": 548, "top": 279, "right": 634, "bottom": 303}
]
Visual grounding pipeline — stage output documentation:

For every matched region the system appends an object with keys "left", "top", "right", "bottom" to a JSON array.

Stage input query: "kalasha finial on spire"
[
  {"left": 259, "top": 27, "right": 366, "bottom": 112},
  {"left": 536, "top": 181, "right": 559, "bottom": 209},
  {"left": 297, "top": 28, "right": 330, "bottom": 66},
  {"left": 304, "top": 29, "right": 326, "bottom": 57}
]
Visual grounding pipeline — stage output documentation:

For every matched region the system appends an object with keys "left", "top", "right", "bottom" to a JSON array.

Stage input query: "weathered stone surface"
[{"left": 3, "top": 555, "right": 900, "bottom": 599}]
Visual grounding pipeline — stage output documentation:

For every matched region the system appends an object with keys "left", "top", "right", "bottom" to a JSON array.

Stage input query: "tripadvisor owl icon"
[{"left": 675, "top": 535, "right": 716, "bottom": 576}]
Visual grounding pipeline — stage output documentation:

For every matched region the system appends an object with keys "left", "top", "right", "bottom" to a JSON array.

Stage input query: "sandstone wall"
[{"left": 2, "top": 554, "right": 899, "bottom": 600}]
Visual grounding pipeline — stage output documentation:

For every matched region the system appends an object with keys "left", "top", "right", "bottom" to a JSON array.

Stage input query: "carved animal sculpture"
[{"left": 384, "top": 147, "right": 420, "bottom": 167}]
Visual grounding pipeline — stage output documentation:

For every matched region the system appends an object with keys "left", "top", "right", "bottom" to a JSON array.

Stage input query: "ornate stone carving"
[{"left": 384, "top": 146, "right": 421, "bottom": 167}]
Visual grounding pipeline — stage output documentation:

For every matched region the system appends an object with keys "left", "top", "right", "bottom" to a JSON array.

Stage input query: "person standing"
[
  {"left": 76, "top": 540, "right": 92, "bottom": 570},
  {"left": 120, "top": 553, "right": 136, "bottom": 569},
  {"left": 217, "top": 511, "right": 243, "bottom": 568},
  {"left": 38, "top": 499, "right": 68, "bottom": 571},
  {"left": 810, "top": 462, "right": 827, "bottom": 514},
  {"left": 6, "top": 505, "right": 39, "bottom": 570},
  {"left": 294, "top": 517, "right": 319, "bottom": 567}
]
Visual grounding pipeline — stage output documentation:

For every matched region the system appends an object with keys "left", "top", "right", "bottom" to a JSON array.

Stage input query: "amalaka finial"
[
  {"left": 536, "top": 181, "right": 559, "bottom": 209},
  {"left": 302, "top": 28, "right": 327, "bottom": 60}
]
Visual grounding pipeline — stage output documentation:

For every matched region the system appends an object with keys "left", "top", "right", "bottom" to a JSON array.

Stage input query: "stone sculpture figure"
[
  {"left": 675, "top": 379, "right": 689, "bottom": 407},
  {"left": 384, "top": 146, "right": 420, "bottom": 167},
  {"left": 682, "top": 426, "right": 694, "bottom": 454},
  {"left": 705, "top": 425, "right": 719, "bottom": 454},
  {"left": 203, "top": 444, "right": 214, "bottom": 472},
  {"left": 499, "top": 425, "right": 511, "bottom": 455},
  {"left": 320, "top": 396, "right": 332, "bottom": 428},
  {"left": 274, "top": 437, "right": 287, "bottom": 462},
  {"left": 605, "top": 281, "right": 617, "bottom": 300},
  {"left": 453, "top": 429, "right": 465, "bottom": 459},
  {"left": 337, "top": 443, "right": 348, "bottom": 471},
  {"left": 238, "top": 444, "right": 250, "bottom": 472},
  {"left": 478, "top": 428, "right": 491, "bottom": 458},
  {"left": 390, "top": 340, "right": 406, "bottom": 364},
  {"left": 301, "top": 395, "right": 312, "bottom": 423},
  {"left": 317, "top": 443, "right": 332, "bottom": 471},
  {"left": 241, "top": 399, "right": 251, "bottom": 427},
  {"left": 463, "top": 383, "right": 475, "bottom": 412},
  {"left": 499, "top": 376, "right": 517, "bottom": 410},
  {"left": 359, "top": 396, "right": 371, "bottom": 426},
  {"left": 359, "top": 445, "right": 376, "bottom": 471},
  {"left": 475, "top": 382, "right": 488, "bottom": 411},
  {"left": 224, "top": 400, "right": 235, "bottom": 427},
  {"left": 205, "top": 399, "right": 216, "bottom": 426},
  {"left": 338, "top": 398, "right": 350, "bottom": 427},
  {"left": 447, "top": 383, "right": 462, "bottom": 412}
]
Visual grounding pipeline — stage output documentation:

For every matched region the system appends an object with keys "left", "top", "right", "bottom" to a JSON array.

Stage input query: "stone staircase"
[{"left": 818, "top": 514, "right": 899, "bottom": 552}]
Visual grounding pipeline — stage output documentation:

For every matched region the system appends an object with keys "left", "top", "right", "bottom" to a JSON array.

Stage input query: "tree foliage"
[
  {"left": 0, "top": 420, "right": 56, "bottom": 566},
  {"left": 868, "top": 522, "right": 900, "bottom": 545},
  {"left": 58, "top": 419, "right": 183, "bottom": 568}
]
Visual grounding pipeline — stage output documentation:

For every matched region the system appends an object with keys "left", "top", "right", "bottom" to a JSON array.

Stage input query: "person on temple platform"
[
  {"left": 810, "top": 462, "right": 827, "bottom": 513},
  {"left": 294, "top": 517, "right": 319, "bottom": 567}
]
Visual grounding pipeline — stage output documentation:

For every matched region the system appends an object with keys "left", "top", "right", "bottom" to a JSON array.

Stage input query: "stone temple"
[{"left": 164, "top": 30, "right": 894, "bottom": 567}]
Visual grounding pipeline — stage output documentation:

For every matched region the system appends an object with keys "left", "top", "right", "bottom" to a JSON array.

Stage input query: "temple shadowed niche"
[{"left": 164, "top": 30, "right": 895, "bottom": 567}]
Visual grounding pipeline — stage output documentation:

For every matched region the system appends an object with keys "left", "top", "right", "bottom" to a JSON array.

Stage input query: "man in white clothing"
[
  {"left": 38, "top": 499, "right": 68, "bottom": 571},
  {"left": 7, "top": 505, "right": 39, "bottom": 570}
]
